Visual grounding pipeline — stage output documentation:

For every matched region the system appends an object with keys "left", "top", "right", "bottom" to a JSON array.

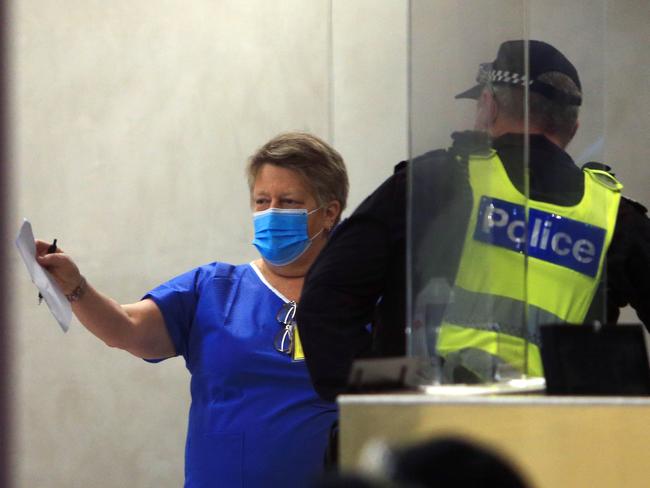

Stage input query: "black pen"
[{"left": 38, "top": 238, "right": 58, "bottom": 305}]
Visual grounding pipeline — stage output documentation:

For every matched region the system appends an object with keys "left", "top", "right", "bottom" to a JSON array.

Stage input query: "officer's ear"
[
  {"left": 558, "top": 120, "right": 579, "bottom": 149},
  {"left": 486, "top": 89, "right": 500, "bottom": 125},
  {"left": 569, "top": 120, "right": 579, "bottom": 141},
  {"left": 474, "top": 88, "right": 499, "bottom": 132}
]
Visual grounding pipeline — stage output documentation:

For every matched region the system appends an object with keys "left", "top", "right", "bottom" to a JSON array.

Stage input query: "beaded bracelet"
[{"left": 65, "top": 276, "right": 87, "bottom": 302}]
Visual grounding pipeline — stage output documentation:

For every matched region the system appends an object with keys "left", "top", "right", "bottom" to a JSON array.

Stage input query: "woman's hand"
[
  {"left": 35, "top": 239, "right": 83, "bottom": 296},
  {"left": 33, "top": 239, "right": 174, "bottom": 358}
]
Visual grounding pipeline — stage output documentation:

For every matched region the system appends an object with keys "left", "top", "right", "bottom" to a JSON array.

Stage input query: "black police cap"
[{"left": 455, "top": 40, "right": 582, "bottom": 106}]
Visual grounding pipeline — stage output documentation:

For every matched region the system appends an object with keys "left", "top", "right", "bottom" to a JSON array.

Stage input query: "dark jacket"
[{"left": 297, "top": 132, "right": 650, "bottom": 401}]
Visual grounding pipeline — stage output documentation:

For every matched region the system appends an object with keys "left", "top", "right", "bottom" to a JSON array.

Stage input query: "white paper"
[
  {"left": 420, "top": 377, "right": 546, "bottom": 396},
  {"left": 15, "top": 219, "right": 72, "bottom": 332}
]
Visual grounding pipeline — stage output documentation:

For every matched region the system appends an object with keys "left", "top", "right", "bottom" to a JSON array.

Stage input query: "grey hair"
[
  {"left": 491, "top": 71, "right": 581, "bottom": 147},
  {"left": 246, "top": 132, "right": 349, "bottom": 224}
]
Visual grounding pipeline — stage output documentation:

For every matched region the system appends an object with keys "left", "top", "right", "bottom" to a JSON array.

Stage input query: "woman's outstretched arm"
[{"left": 35, "top": 239, "right": 176, "bottom": 359}]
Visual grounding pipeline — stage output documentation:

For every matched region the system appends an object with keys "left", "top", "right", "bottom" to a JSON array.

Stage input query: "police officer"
[{"left": 297, "top": 40, "right": 650, "bottom": 401}]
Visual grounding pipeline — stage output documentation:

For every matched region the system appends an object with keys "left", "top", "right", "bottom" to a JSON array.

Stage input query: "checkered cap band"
[
  {"left": 476, "top": 63, "right": 532, "bottom": 87},
  {"left": 488, "top": 70, "right": 532, "bottom": 86}
]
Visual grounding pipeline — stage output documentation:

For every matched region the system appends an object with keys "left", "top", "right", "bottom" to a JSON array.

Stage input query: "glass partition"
[{"left": 407, "top": 0, "right": 608, "bottom": 386}]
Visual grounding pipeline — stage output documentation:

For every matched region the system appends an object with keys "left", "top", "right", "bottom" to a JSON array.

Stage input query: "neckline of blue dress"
[{"left": 248, "top": 261, "right": 291, "bottom": 304}]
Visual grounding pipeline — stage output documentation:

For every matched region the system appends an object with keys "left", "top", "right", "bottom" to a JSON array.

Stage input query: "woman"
[{"left": 36, "top": 132, "right": 349, "bottom": 487}]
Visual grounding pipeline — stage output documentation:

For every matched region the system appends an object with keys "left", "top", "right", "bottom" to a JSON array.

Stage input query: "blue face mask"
[{"left": 252, "top": 207, "right": 322, "bottom": 266}]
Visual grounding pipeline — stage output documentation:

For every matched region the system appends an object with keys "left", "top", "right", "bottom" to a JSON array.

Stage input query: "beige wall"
[
  {"left": 602, "top": 0, "right": 650, "bottom": 207},
  {"left": 9, "top": 1, "right": 332, "bottom": 487},
  {"left": 331, "top": 0, "right": 408, "bottom": 203},
  {"left": 8, "top": 1, "right": 649, "bottom": 486},
  {"left": 409, "top": 0, "right": 527, "bottom": 155},
  {"left": 8, "top": 1, "right": 405, "bottom": 486}
]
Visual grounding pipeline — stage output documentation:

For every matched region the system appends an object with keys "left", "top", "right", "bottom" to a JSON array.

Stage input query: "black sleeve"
[
  {"left": 604, "top": 197, "right": 650, "bottom": 329},
  {"left": 297, "top": 166, "right": 407, "bottom": 402}
]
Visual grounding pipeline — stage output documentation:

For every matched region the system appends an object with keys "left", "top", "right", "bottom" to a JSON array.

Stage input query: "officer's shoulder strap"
[
  {"left": 581, "top": 161, "right": 623, "bottom": 192},
  {"left": 449, "top": 130, "right": 492, "bottom": 159},
  {"left": 393, "top": 160, "right": 407, "bottom": 173},
  {"left": 582, "top": 161, "right": 613, "bottom": 173},
  {"left": 406, "top": 131, "right": 492, "bottom": 180},
  {"left": 582, "top": 162, "right": 647, "bottom": 212}
]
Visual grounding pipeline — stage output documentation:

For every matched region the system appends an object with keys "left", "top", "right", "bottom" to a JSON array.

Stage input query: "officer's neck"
[{"left": 488, "top": 117, "right": 567, "bottom": 150}]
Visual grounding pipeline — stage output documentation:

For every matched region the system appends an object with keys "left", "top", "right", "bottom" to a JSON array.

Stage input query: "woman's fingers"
[
  {"left": 35, "top": 247, "right": 82, "bottom": 294},
  {"left": 35, "top": 239, "right": 63, "bottom": 256},
  {"left": 37, "top": 252, "right": 71, "bottom": 268}
]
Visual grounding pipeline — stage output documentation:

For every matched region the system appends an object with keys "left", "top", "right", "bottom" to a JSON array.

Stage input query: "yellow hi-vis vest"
[{"left": 436, "top": 150, "right": 622, "bottom": 377}]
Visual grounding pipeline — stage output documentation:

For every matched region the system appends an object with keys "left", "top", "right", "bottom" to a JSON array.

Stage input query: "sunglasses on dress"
[{"left": 274, "top": 301, "right": 297, "bottom": 355}]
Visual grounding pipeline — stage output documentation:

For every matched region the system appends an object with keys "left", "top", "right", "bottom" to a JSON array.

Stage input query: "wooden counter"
[{"left": 338, "top": 394, "right": 650, "bottom": 487}]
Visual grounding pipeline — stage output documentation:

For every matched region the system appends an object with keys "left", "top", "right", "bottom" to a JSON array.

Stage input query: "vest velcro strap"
[
  {"left": 437, "top": 324, "right": 544, "bottom": 377},
  {"left": 443, "top": 286, "right": 564, "bottom": 346}
]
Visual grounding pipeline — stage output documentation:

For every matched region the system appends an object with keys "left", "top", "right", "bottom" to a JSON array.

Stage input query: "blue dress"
[{"left": 145, "top": 262, "right": 337, "bottom": 488}]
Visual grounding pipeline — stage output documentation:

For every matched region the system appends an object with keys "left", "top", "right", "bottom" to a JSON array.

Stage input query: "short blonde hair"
[{"left": 247, "top": 132, "right": 349, "bottom": 223}]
